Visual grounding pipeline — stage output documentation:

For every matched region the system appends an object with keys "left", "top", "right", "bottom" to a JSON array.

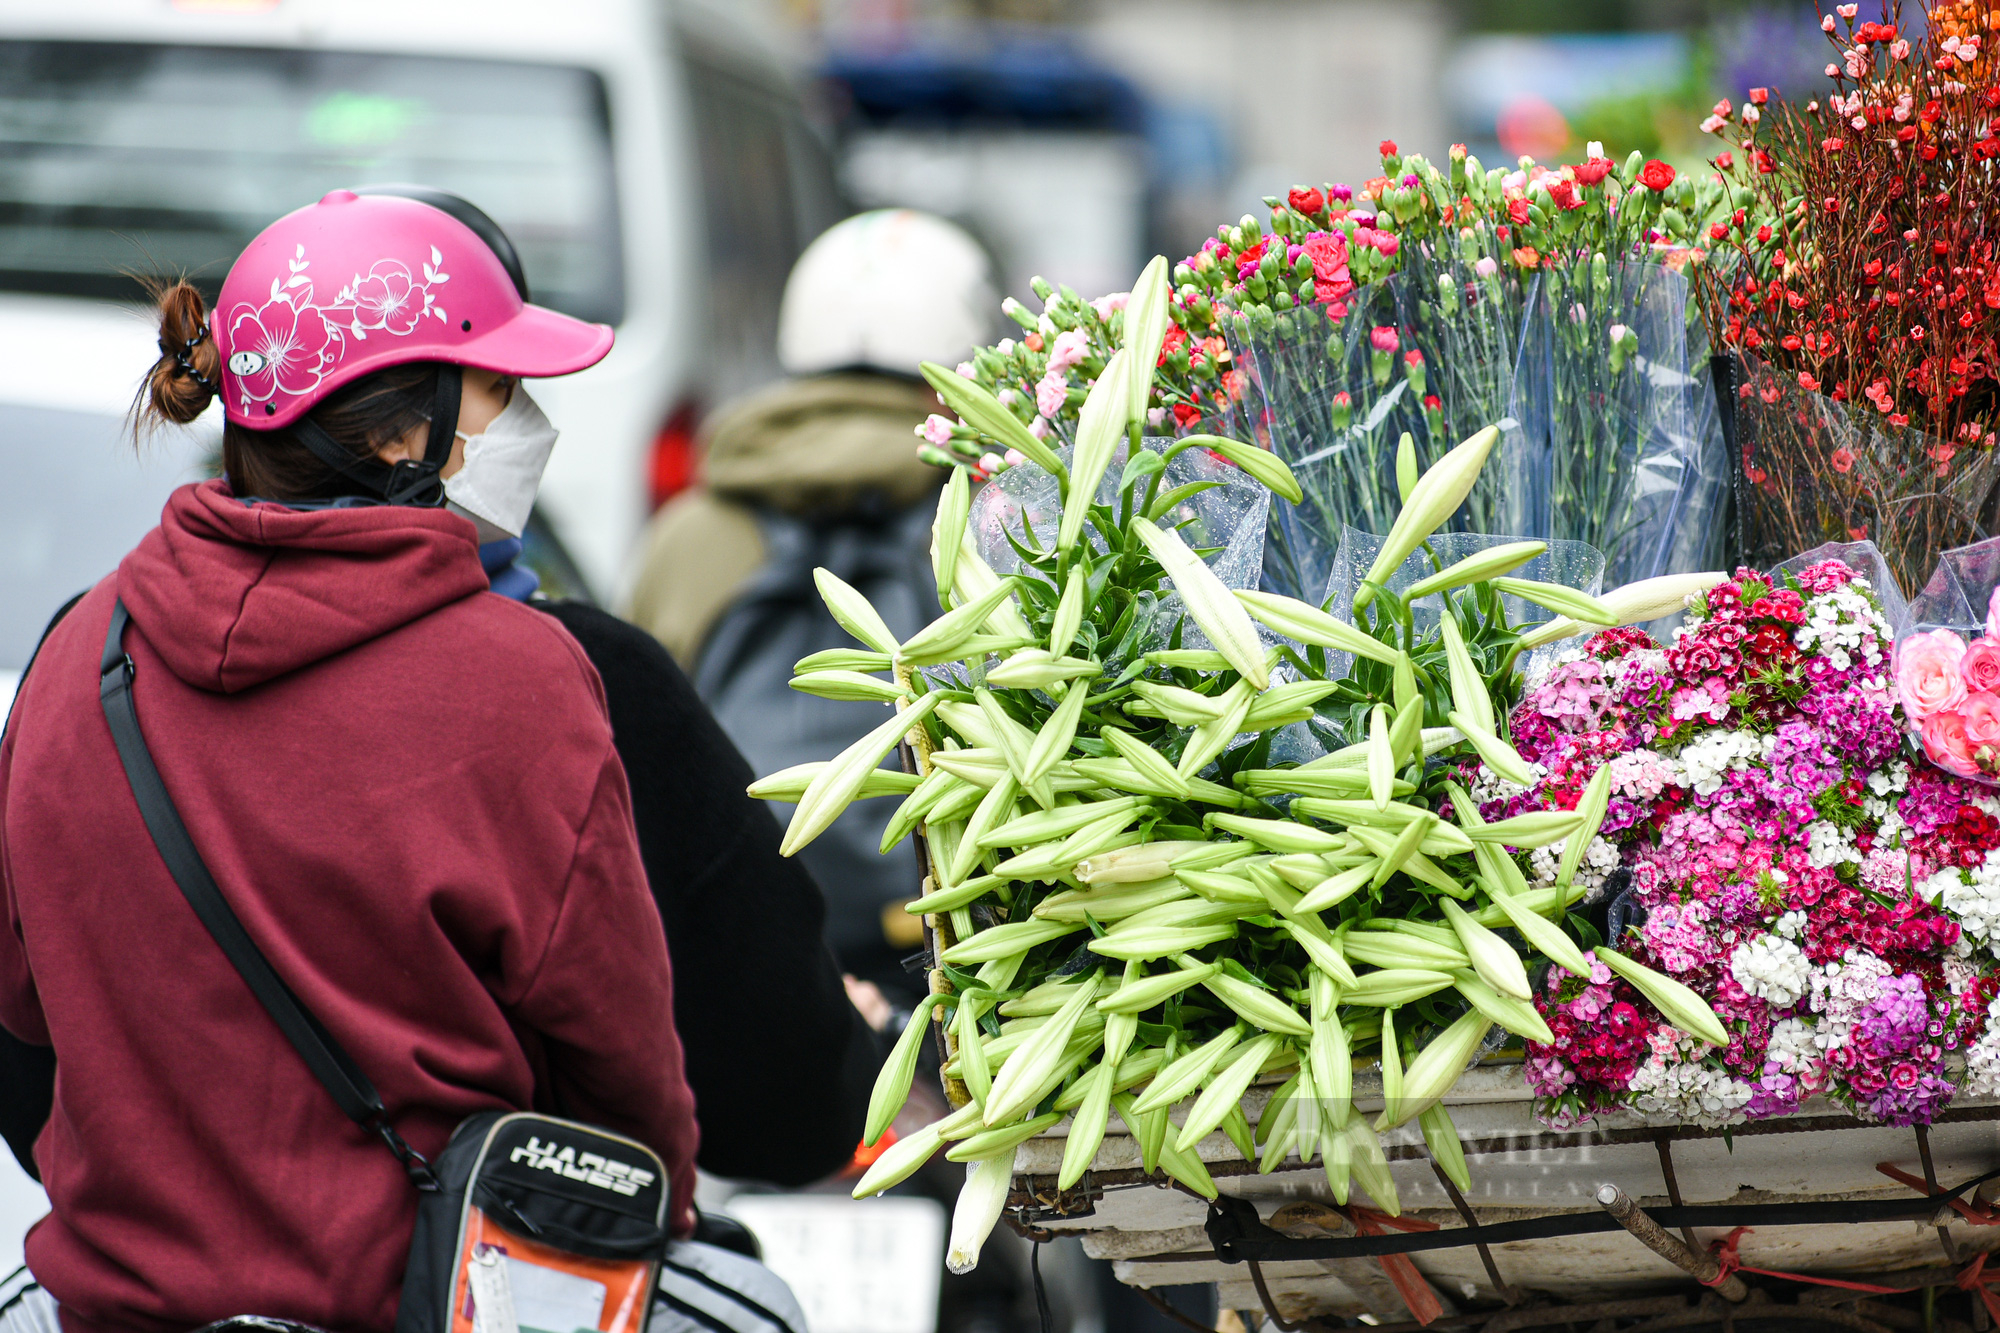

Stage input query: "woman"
[{"left": 0, "top": 190, "right": 699, "bottom": 1333}]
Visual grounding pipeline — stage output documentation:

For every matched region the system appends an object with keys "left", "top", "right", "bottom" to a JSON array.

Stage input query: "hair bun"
[{"left": 138, "top": 281, "right": 220, "bottom": 429}]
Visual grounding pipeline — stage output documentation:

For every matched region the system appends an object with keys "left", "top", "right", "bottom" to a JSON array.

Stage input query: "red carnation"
[
  {"left": 1287, "top": 186, "right": 1325, "bottom": 215},
  {"left": 1638, "top": 159, "right": 1676, "bottom": 191},
  {"left": 1379, "top": 139, "right": 1398, "bottom": 158},
  {"left": 1572, "top": 157, "right": 1615, "bottom": 186}
]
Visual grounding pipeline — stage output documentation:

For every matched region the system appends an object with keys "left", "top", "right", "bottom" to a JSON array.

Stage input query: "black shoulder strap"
[{"left": 96, "top": 598, "right": 438, "bottom": 1189}]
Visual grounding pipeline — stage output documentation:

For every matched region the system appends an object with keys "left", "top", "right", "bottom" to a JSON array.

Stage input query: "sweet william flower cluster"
[{"left": 1501, "top": 560, "right": 2000, "bottom": 1129}]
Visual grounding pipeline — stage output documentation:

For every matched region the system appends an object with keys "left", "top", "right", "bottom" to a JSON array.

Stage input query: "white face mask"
[{"left": 443, "top": 385, "right": 560, "bottom": 543}]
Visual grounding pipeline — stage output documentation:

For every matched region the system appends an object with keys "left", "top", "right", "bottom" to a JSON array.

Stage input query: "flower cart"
[{"left": 747, "top": 7, "right": 2000, "bottom": 1321}]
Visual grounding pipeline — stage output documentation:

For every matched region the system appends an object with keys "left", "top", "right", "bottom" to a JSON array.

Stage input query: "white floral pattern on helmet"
[{"left": 223, "top": 242, "right": 452, "bottom": 413}]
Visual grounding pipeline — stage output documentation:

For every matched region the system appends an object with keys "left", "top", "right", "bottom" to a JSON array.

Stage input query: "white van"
[{"left": 0, "top": 0, "right": 840, "bottom": 678}]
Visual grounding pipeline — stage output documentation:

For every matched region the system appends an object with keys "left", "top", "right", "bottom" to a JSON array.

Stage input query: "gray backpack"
[{"left": 694, "top": 503, "right": 936, "bottom": 984}]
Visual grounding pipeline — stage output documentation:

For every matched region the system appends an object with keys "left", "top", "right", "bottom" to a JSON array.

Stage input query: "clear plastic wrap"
[
  {"left": 1897, "top": 537, "right": 2000, "bottom": 785},
  {"left": 1733, "top": 356, "right": 2000, "bottom": 597},
  {"left": 1778, "top": 537, "right": 1911, "bottom": 638},
  {"left": 1319, "top": 528, "right": 1606, "bottom": 684},
  {"left": 1502, "top": 258, "right": 1730, "bottom": 590},
  {"left": 1222, "top": 281, "right": 1429, "bottom": 602},
  {"left": 969, "top": 436, "right": 1270, "bottom": 669}
]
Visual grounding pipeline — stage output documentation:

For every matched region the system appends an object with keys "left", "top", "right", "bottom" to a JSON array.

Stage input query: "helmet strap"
[{"left": 288, "top": 364, "right": 463, "bottom": 508}]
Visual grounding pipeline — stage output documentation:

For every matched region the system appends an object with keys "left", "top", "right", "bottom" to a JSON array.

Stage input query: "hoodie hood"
[
  {"left": 700, "top": 373, "right": 942, "bottom": 515},
  {"left": 118, "top": 480, "right": 489, "bottom": 694}
]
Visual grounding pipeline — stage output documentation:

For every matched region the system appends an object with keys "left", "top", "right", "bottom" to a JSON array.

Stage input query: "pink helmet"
[{"left": 213, "top": 189, "right": 613, "bottom": 431}]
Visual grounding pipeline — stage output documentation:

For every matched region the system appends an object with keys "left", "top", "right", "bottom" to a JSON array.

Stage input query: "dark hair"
[{"left": 137, "top": 280, "right": 441, "bottom": 503}]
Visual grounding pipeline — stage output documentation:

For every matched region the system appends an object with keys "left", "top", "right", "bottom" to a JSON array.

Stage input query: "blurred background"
[{"left": 0, "top": 0, "right": 1843, "bottom": 1326}]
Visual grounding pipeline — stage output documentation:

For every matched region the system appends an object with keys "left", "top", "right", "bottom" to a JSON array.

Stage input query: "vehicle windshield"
[{"left": 0, "top": 40, "right": 623, "bottom": 324}]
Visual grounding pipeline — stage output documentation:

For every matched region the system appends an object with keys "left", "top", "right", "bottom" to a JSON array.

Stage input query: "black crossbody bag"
[{"left": 96, "top": 598, "right": 670, "bottom": 1333}]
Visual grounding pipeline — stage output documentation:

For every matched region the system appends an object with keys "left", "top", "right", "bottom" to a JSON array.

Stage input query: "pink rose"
[
  {"left": 1965, "top": 692, "right": 2000, "bottom": 747},
  {"left": 1968, "top": 641, "right": 2000, "bottom": 695},
  {"left": 1897, "top": 628, "right": 1969, "bottom": 719},
  {"left": 1922, "top": 710, "right": 1982, "bottom": 778},
  {"left": 1988, "top": 586, "right": 2000, "bottom": 640}
]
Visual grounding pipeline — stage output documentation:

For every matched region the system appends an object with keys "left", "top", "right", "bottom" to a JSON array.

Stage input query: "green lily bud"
[
  {"left": 941, "top": 915, "right": 1079, "bottom": 967},
  {"left": 921, "top": 362, "right": 1064, "bottom": 479},
  {"left": 946, "top": 1149, "right": 1017, "bottom": 1274},
  {"left": 815, "top": 568, "right": 901, "bottom": 655},
  {"left": 1419, "top": 1102, "right": 1471, "bottom": 1193},
  {"left": 947, "top": 1111, "right": 1062, "bottom": 1163},
  {"left": 852, "top": 1102, "right": 983, "bottom": 1198},
  {"left": 795, "top": 647, "right": 893, "bottom": 674},
  {"left": 932, "top": 467, "right": 970, "bottom": 600},
  {"left": 900, "top": 582, "right": 1023, "bottom": 667},
  {"left": 1447, "top": 709, "right": 1536, "bottom": 787},
  {"left": 944, "top": 772, "right": 1020, "bottom": 884},
  {"left": 1481, "top": 876, "right": 1591, "bottom": 978},
  {"left": 1128, "top": 680, "right": 1228, "bottom": 725},
  {"left": 1167, "top": 435, "right": 1304, "bottom": 503},
  {"left": 1234, "top": 590, "right": 1402, "bottom": 666},
  {"left": 1464, "top": 809, "right": 1586, "bottom": 849},
  {"left": 1061, "top": 348, "right": 1130, "bottom": 556},
  {"left": 1441, "top": 898, "right": 1530, "bottom": 1000},
  {"left": 1207, "top": 814, "right": 1344, "bottom": 855},
  {"left": 865, "top": 993, "right": 948, "bottom": 1145},
  {"left": 1131, "top": 519, "right": 1270, "bottom": 689},
  {"left": 1293, "top": 861, "right": 1377, "bottom": 914},
  {"left": 1058, "top": 1064, "right": 1116, "bottom": 1189},
  {"left": 1401, "top": 541, "right": 1547, "bottom": 602},
  {"left": 1354, "top": 425, "right": 1500, "bottom": 610},
  {"left": 1378, "top": 1007, "right": 1404, "bottom": 1120},
  {"left": 1380, "top": 1008, "right": 1489, "bottom": 1129},
  {"left": 1257, "top": 1072, "right": 1303, "bottom": 1172},
  {"left": 1341, "top": 969, "right": 1454, "bottom": 1007},
  {"left": 748, "top": 762, "right": 919, "bottom": 803},
  {"left": 1177, "top": 1034, "right": 1284, "bottom": 1150},
  {"left": 1367, "top": 704, "right": 1395, "bottom": 810},
  {"left": 1597, "top": 947, "right": 1729, "bottom": 1047},
  {"left": 780, "top": 695, "right": 941, "bottom": 856},
  {"left": 1049, "top": 564, "right": 1088, "bottom": 658},
  {"left": 1176, "top": 682, "right": 1258, "bottom": 778},
  {"left": 1202, "top": 970, "right": 1312, "bottom": 1037},
  {"left": 1490, "top": 576, "right": 1615, "bottom": 625},
  {"left": 789, "top": 670, "right": 908, "bottom": 704},
  {"left": 1100, "top": 726, "right": 1196, "bottom": 798},
  {"left": 1556, "top": 765, "right": 1614, "bottom": 891},
  {"left": 1133, "top": 1024, "right": 1245, "bottom": 1114},
  {"left": 984, "top": 650, "right": 1100, "bottom": 691},
  {"left": 1098, "top": 960, "right": 1216, "bottom": 1013},
  {"left": 1087, "top": 922, "right": 1238, "bottom": 961},
  {"left": 1342, "top": 925, "right": 1467, "bottom": 972},
  {"left": 982, "top": 795, "right": 1148, "bottom": 849},
  {"left": 1123, "top": 257, "right": 1172, "bottom": 424},
  {"left": 954, "top": 992, "right": 992, "bottom": 1105},
  {"left": 1033, "top": 877, "right": 1185, "bottom": 923},
  {"left": 1451, "top": 969, "right": 1554, "bottom": 1044}
]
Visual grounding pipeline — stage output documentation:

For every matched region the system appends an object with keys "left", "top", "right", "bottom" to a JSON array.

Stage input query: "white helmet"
[{"left": 777, "top": 209, "right": 998, "bottom": 377}]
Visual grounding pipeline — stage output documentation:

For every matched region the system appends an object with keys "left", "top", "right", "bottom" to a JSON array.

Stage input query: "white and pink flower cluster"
[{"left": 1497, "top": 561, "right": 2000, "bottom": 1130}]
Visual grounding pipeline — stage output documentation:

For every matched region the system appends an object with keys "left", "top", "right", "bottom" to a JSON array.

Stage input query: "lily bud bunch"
[{"left": 752, "top": 254, "right": 1727, "bottom": 1267}]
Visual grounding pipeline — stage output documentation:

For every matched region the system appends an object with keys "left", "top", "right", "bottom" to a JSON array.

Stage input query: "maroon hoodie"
[{"left": 0, "top": 482, "right": 699, "bottom": 1333}]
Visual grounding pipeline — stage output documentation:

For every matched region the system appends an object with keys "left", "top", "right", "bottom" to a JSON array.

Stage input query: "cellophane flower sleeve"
[
  {"left": 1221, "top": 279, "right": 1460, "bottom": 603},
  {"left": 1502, "top": 258, "right": 1730, "bottom": 591},
  {"left": 970, "top": 437, "right": 1269, "bottom": 668},
  {"left": 1733, "top": 358, "right": 2000, "bottom": 597}
]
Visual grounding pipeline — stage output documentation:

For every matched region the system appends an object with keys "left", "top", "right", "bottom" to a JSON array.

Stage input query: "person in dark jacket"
[{"left": 0, "top": 190, "right": 877, "bottom": 1198}]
